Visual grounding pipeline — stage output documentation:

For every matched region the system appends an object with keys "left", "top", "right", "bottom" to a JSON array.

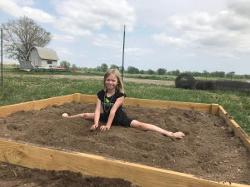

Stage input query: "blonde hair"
[{"left": 103, "top": 69, "right": 124, "bottom": 93}]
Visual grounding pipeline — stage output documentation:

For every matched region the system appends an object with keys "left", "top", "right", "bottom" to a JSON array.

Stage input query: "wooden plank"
[
  {"left": 33, "top": 94, "right": 74, "bottom": 110},
  {"left": 0, "top": 138, "right": 248, "bottom": 187},
  {"left": 73, "top": 93, "right": 81, "bottom": 103},
  {"left": 125, "top": 97, "right": 212, "bottom": 112},
  {"left": 218, "top": 105, "right": 229, "bottom": 118},
  {"left": 79, "top": 94, "right": 97, "bottom": 104},
  {"left": 0, "top": 101, "right": 34, "bottom": 118},
  {"left": 218, "top": 106, "right": 250, "bottom": 151},
  {"left": 76, "top": 94, "right": 213, "bottom": 113},
  {"left": 0, "top": 95, "right": 75, "bottom": 118},
  {"left": 210, "top": 104, "right": 220, "bottom": 115}
]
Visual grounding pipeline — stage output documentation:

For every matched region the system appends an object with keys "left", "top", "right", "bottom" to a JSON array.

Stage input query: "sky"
[{"left": 1, "top": 0, "right": 250, "bottom": 74}]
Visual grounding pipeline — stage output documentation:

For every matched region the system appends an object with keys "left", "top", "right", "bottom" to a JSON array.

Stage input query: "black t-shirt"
[{"left": 97, "top": 89, "right": 125, "bottom": 114}]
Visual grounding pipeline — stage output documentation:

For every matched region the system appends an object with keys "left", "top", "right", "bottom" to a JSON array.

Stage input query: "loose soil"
[
  {"left": 0, "top": 162, "right": 136, "bottom": 187},
  {"left": 0, "top": 103, "right": 249, "bottom": 185}
]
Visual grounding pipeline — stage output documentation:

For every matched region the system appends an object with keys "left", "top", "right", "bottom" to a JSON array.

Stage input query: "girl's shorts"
[{"left": 100, "top": 111, "right": 132, "bottom": 127}]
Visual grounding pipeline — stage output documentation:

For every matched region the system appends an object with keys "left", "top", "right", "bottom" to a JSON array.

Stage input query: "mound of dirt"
[
  {"left": 0, "top": 162, "right": 136, "bottom": 187},
  {"left": 0, "top": 103, "right": 249, "bottom": 184}
]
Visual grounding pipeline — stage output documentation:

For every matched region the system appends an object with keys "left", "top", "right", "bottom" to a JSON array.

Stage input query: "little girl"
[{"left": 62, "top": 69, "right": 185, "bottom": 139}]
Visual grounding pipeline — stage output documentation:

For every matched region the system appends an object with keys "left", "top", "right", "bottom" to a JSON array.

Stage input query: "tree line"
[{"left": 59, "top": 61, "right": 250, "bottom": 79}]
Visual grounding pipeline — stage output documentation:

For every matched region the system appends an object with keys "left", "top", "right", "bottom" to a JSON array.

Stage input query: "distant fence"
[{"left": 175, "top": 73, "right": 250, "bottom": 92}]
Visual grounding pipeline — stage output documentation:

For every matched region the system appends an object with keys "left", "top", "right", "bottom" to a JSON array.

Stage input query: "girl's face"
[{"left": 105, "top": 74, "right": 118, "bottom": 92}]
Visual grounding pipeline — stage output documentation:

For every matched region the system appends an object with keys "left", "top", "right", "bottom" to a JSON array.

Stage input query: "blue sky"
[{"left": 1, "top": 0, "right": 250, "bottom": 74}]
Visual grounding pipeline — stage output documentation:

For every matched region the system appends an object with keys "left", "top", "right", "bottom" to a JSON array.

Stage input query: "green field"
[
  {"left": 4, "top": 65, "right": 250, "bottom": 81},
  {"left": 0, "top": 75, "right": 249, "bottom": 134}
]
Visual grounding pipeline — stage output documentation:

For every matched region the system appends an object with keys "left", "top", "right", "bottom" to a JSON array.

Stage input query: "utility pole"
[
  {"left": 121, "top": 25, "right": 126, "bottom": 80},
  {"left": 1, "top": 28, "right": 3, "bottom": 88}
]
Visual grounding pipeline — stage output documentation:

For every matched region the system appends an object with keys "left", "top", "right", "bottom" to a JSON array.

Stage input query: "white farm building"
[{"left": 28, "top": 47, "right": 59, "bottom": 69}]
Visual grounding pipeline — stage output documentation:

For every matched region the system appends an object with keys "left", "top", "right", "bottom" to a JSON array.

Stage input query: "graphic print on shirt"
[{"left": 103, "top": 95, "right": 114, "bottom": 113}]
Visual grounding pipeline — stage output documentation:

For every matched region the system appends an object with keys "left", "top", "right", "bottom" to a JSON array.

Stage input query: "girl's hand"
[
  {"left": 100, "top": 125, "right": 110, "bottom": 131},
  {"left": 172, "top": 132, "right": 185, "bottom": 139},
  {"left": 90, "top": 124, "right": 99, "bottom": 131}
]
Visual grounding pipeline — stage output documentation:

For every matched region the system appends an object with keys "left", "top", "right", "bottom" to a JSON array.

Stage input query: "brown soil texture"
[
  {"left": 0, "top": 103, "right": 249, "bottom": 184},
  {"left": 0, "top": 162, "right": 135, "bottom": 187}
]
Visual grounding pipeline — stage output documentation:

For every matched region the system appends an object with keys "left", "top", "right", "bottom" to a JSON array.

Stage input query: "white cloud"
[
  {"left": 52, "top": 34, "right": 76, "bottom": 42},
  {"left": 92, "top": 34, "right": 120, "bottom": 49},
  {"left": 22, "top": 7, "right": 55, "bottom": 23},
  {"left": 152, "top": 33, "right": 187, "bottom": 48},
  {"left": 214, "top": 10, "right": 250, "bottom": 31},
  {"left": 0, "top": 0, "right": 55, "bottom": 23},
  {"left": 55, "top": 47, "right": 72, "bottom": 56},
  {"left": 54, "top": 17, "right": 92, "bottom": 36},
  {"left": 52, "top": 46, "right": 73, "bottom": 61},
  {"left": 13, "top": 0, "right": 34, "bottom": 6},
  {"left": 0, "top": 0, "right": 24, "bottom": 17},
  {"left": 169, "top": 12, "right": 214, "bottom": 32},
  {"left": 54, "top": 0, "right": 136, "bottom": 36},
  {"left": 152, "top": 1, "right": 250, "bottom": 57},
  {"left": 91, "top": 34, "right": 153, "bottom": 58},
  {"left": 1, "top": 0, "right": 136, "bottom": 37},
  {"left": 125, "top": 47, "right": 153, "bottom": 57},
  {"left": 228, "top": 0, "right": 250, "bottom": 18}
]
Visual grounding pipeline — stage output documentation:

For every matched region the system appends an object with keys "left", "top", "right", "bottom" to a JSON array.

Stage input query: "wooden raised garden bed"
[{"left": 0, "top": 93, "right": 249, "bottom": 187}]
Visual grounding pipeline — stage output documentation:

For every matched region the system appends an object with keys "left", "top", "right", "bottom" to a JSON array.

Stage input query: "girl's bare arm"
[{"left": 91, "top": 99, "right": 101, "bottom": 130}]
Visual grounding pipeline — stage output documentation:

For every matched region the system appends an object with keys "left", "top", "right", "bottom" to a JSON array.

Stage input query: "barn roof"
[{"left": 32, "top": 47, "right": 59, "bottom": 60}]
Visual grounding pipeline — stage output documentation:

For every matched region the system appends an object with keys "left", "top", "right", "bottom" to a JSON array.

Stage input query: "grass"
[
  {"left": 5, "top": 66, "right": 249, "bottom": 81},
  {"left": 0, "top": 76, "right": 101, "bottom": 105},
  {"left": 0, "top": 76, "right": 249, "bottom": 134}
]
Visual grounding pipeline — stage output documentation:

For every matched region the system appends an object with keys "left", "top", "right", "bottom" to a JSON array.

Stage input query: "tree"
[
  {"left": 139, "top": 70, "right": 145, "bottom": 74},
  {"left": 71, "top": 64, "right": 78, "bottom": 72},
  {"left": 127, "top": 66, "right": 139, "bottom": 74},
  {"left": 168, "top": 69, "right": 180, "bottom": 76},
  {"left": 110, "top": 64, "right": 119, "bottom": 70},
  {"left": 226, "top": 71, "right": 235, "bottom": 80},
  {"left": 100, "top": 63, "right": 108, "bottom": 72},
  {"left": 60, "top": 60, "right": 71, "bottom": 70},
  {"left": 147, "top": 69, "right": 155, "bottom": 75},
  {"left": 203, "top": 70, "right": 209, "bottom": 79},
  {"left": 95, "top": 63, "right": 108, "bottom": 72},
  {"left": 2, "top": 16, "right": 51, "bottom": 68},
  {"left": 211, "top": 71, "right": 225, "bottom": 78},
  {"left": 157, "top": 68, "right": 166, "bottom": 75}
]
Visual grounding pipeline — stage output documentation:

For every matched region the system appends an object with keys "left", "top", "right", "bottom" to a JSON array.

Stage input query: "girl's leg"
[
  {"left": 64, "top": 113, "right": 95, "bottom": 121},
  {"left": 130, "top": 120, "right": 185, "bottom": 139}
]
